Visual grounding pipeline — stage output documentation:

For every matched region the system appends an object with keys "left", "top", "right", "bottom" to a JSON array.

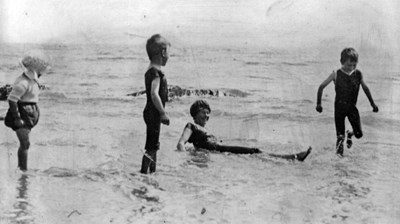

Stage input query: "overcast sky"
[{"left": 1, "top": 0, "right": 399, "bottom": 51}]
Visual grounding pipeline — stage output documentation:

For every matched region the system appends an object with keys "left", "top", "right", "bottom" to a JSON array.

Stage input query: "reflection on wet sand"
[{"left": 11, "top": 174, "right": 34, "bottom": 224}]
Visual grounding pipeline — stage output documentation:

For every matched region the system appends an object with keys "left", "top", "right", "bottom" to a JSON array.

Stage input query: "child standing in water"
[
  {"left": 140, "top": 34, "right": 170, "bottom": 174},
  {"left": 5, "top": 56, "right": 49, "bottom": 171},
  {"left": 316, "top": 48, "right": 379, "bottom": 156}
]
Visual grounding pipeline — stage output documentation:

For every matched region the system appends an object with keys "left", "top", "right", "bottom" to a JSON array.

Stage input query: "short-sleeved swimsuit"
[{"left": 143, "top": 67, "right": 168, "bottom": 151}]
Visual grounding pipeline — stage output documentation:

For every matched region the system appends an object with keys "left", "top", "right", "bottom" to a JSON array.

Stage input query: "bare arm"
[
  {"left": 316, "top": 72, "right": 335, "bottom": 112},
  {"left": 8, "top": 100, "right": 25, "bottom": 127},
  {"left": 177, "top": 126, "right": 193, "bottom": 151},
  {"left": 317, "top": 72, "right": 335, "bottom": 105},
  {"left": 360, "top": 76, "right": 378, "bottom": 112},
  {"left": 8, "top": 100, "right": 20, "bottom": 118},
  {"left": 151, "top": 78, "right": 170, "bottom": 125},
  {"left": 151, "top": 77, "right": 165, "bottom": 114}
]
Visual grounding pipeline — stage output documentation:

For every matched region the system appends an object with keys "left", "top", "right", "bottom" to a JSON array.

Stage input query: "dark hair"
[
  {"left": 190, "top": 100, "right": 211, "bottom": 117},
  {"left": 146, "top": 34, "right": 170, "bottom": 61},
  {"left": 340, "top": 48, "right": 358, "bottom": 64}
]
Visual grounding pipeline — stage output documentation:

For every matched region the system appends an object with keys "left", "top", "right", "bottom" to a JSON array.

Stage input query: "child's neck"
[
  {"left": 24, "top": 70, "right": 39, "bottom": 80},
  {"left": 340, "top": 67, "right": 355, "bottom": 75},
  {"left": 194, "top": 121, "right": 206, "bottom": 128},
  {"left": 148, "top": 63, "right": 162, "bottom": 71}
]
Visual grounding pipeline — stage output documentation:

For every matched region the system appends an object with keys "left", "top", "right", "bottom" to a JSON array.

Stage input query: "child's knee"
[
  {"left": 354, "top": 131, "right": 363, "bottom": 139},
  {"left": 337, "top": 135, "right": 345, "bottom": 141},
  {"left": 20, "top": 140, "right": 30, "bottom": 149}
]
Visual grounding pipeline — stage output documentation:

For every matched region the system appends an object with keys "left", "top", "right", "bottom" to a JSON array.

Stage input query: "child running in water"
[
  {"left": 140, "top": 34, "right": 170, "bottom": 174},
  {"left": 316, "top": 48, "right": 379, "bottom": 156},
  {"left": 4, "top": 56, "right": 49, "bottom": 171},
  {"left": 177, "top": 100, "right": 312, "bottom": 161}
]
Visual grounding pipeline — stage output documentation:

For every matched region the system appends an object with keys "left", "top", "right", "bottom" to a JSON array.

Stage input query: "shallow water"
[{"left": 0, "top": 43, "right": 399, "bottom": 223}]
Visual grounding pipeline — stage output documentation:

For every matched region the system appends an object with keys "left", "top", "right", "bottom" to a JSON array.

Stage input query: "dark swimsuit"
[
  {"left": 143, "top": 67, "right": 168, "bottom": 151},
  {"left": 334, "top": 69, "right": 362, "bottom": 138},
  {"left": 185, "top": 122, "right": 260, "bottom": 154}
]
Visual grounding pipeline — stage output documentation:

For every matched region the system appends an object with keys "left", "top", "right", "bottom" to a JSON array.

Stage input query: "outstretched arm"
[
  {"left": 360, "top": 76, "right": 378, "bottom": 112},
  {"left": 316, "top": 72, "right": 335, "bottom": 112},
  {"left": 177, "top": 126, "right": 193, "bottom": 151}
]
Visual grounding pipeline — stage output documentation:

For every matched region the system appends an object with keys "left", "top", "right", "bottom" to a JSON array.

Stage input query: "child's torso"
[
  {"left": 144, "top": 68, "right": 168, "bottom": 110},
  {"left": 13, "top": 74, "right": 40, "bottom": 103},
  {"left": 334, "top": 69, "right": 362, "bottom": 105},
  {"left": 186, "top": 122, "right": 218, "bottom": 149}
]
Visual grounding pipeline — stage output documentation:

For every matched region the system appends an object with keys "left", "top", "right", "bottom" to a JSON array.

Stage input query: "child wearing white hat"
[{"left": 4, "top": 55, "right": 50, "bottom": 171}]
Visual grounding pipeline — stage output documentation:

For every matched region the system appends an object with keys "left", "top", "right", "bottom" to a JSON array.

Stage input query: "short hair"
[
  {"left": 340, "top": 48, "right": 358, "bottom": 64},
  {"left": 190, "top": 100, "right": 211, "bottom": 118},
  {"left": 146, "top": 34, "right": 170, "bottom": 61}
]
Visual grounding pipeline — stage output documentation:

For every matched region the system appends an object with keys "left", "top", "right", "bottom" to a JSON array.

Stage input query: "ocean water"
[{"left": 0, "top": 43, "right": 399, "bottom": 224}]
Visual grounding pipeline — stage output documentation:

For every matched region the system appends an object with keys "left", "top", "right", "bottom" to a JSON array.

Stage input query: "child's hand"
[
  {"left": 14, "top": 118, "right": 25, "bottom": 128},
  {"left": 372, "top": 104, "right": 379, "bottom": 113},
  {"left": 316, "top": 104, "right": 323, "bottom": 113},
  {"left": 160, "top": 113, "right": 170, "bottom": 125}
]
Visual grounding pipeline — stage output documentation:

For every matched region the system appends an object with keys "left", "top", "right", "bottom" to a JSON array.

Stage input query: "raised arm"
[
  {"left": 151, "top": 77, "right": 170, "bottom": 125},
  {"left": 316, "top": 72, "right": 335, "bottom": 113},
  {"left": 360, "top": 75, "right": 379, "bottom": 112},
  {"left": 177, "top": 126, "right": 193, "bottom": 151}
]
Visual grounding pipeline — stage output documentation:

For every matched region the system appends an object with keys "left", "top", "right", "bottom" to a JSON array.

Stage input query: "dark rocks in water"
[
  {"left": 168, "top": 85, "right": 226, "bottom": 98},
  {"left": 0, "top": 84, "right": 12, "bottom": 101},
  {"left": 127, "top": 85, "right": 248, "bottom": 100},
  {"left": 0, "top": 84, "right": 48, "bottom": 101}
]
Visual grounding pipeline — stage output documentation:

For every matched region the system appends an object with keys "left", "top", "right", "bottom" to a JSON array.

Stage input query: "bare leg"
[
  {"left": 268, "top": 147, "right": 312, "bottom": 162},
  {"left": 16, "top": 128, "right": 31, "bottom": 171}
]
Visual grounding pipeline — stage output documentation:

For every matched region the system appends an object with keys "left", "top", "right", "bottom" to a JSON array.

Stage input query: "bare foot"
[
  {"left": 296, "top": 147, "right": 312, "bottom": 162},
  {"left": 336, "top": 136, "right": 345, "bottom": 157},
  {"left": 346, "top": 130, "right": 353, "bottom": 149}
]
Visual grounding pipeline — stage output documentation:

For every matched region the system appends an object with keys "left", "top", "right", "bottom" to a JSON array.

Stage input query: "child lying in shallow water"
[{"left": 177, "top": 100, "right": 311, "bottom": 161}]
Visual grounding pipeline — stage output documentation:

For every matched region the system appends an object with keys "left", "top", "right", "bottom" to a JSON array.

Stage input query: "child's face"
[
  {"left": 342, "top": 60, "right": 357, "bottom": 73},
  {"left": 194, "top": 108, "right": 210, "bottom": 127},
  {"left": 35, "top": 66, "right": 50, "bottom": 78},
  {"left": 161, "top": 46, "right": 169, "bottom": 66}
]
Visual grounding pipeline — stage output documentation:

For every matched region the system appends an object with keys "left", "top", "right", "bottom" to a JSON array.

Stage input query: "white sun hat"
[{"left": 20, "top": 55, "right": 50, "bottom": 73}]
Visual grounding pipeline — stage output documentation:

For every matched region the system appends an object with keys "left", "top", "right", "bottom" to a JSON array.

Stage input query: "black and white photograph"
[{"left": 0, "top": 0, "right": 399, "bottom": 223}]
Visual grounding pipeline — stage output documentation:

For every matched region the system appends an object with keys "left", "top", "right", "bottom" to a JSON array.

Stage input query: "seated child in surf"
[{"left": 177, "top": 100, "right": 311, "bottom": 161}]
